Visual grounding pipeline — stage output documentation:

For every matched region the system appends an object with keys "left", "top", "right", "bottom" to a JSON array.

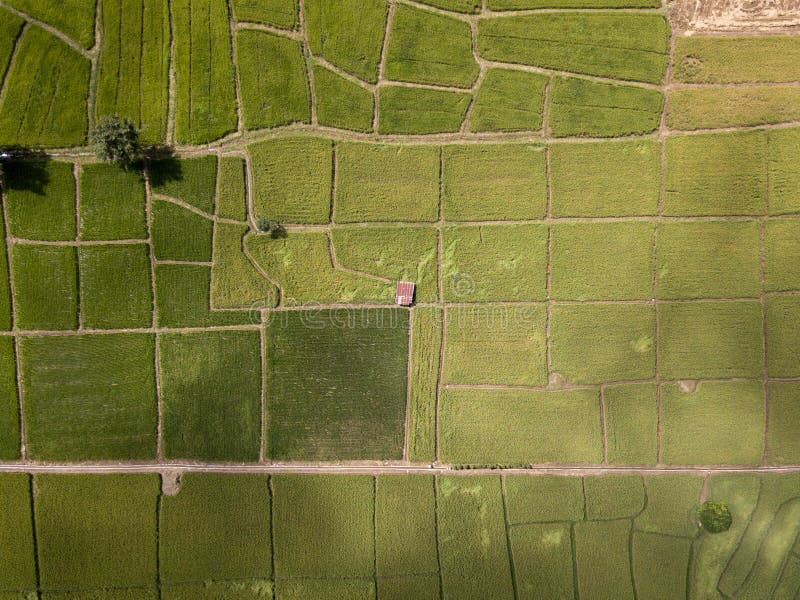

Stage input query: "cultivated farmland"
[{"left": 0, "top": 0, "right": 798, "bottom": 595}]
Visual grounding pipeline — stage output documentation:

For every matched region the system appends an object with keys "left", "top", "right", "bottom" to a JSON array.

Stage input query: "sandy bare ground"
[{"left": 672, "top": 0, "right": 800, "bottom": 33}]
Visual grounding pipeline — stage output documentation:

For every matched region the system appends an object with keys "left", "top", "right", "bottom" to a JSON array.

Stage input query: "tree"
[
  {"left": 90, "top": 115, "right": 143, "bottom": 169},
  {"left": 698, "top": 500, "right": 732, "bottom": 533}
]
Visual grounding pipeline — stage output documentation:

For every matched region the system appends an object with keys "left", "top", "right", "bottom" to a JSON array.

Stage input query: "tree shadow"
[
  {"left": 0, "top": 147, "right": 51, "bottom": 195},
  {"left": 144, "top": 145, "right": 182, "bottom": 187},
  {"left": 270, "top": 223, "right": 288, "bottom": 239}
]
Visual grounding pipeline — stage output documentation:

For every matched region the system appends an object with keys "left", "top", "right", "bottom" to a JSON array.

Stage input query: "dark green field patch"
[
  {"left": 440, "top": 388, "right": 602, "bottom": 464},
  {"left": 0, "top": 338, "right": 19, "bottom": 460},
  {"left": 0, "top": 27, "right": 90, "bottom": 147},
  {"left": 664, "top": 130, "right": 767, "bottom": 216},
  {"left": 163, "top": 581, "right": 272, "bottom": 600},
  {"left": 765, "top": 218, "right": 800, "bottom": 291},
  {"left": 159, "top": 330, "right": 262, "bottom": 462},
  {"left": 237, "top": 30, "right": 310, "bottom": 130},
  {"left": 378, "top": 86, "right": 470, "bottom": 135},
  {"left": 78, "top": 244, "right": 152, "bottom": 329},
  {"left": 635, "top": 474, "right": 703, "bottom": 537},
  {"left": 272, "top": 474, "right": 374, "bottom": 577},
  {"left": 150, "top": 200, "right": 213, "bottom": 262},
  {"left": 407, "top": 307, "right": 442, "bottom": 463},
  {"left": 172, "top": 0, "right": 237, "bottom": 143},
  {"left": 35, "top": 474, "right": 159, "bottom": 590},
  {"left": 305, "top": 0, "right": 387, "bottom": 83},
  {"left": 216, "top": 156, "right": 247, "bottom": 221},
  {"left": 767, "top": 382, "right": 800, "bottom": 465},
  {"left": 632, "top": 532, "right": 692, "bottom": 600},
  {"left": 155, "top": 263, "right": 252, "bottom": 327},
  {"left": 266, "top": 308, "right": 409, "bottom": 461},
  {"left": 767, "top": 295, "right": 800, "bottom": 378},
  {"left": 549, "top": 76, "right": 663, "bottom": 137},
  {"left": 604, "top": 383, "right": 658, "bottom": 465},
  {"left": 5, "top": 160, "right": 75, "bottom": 241},
  {"left": 79, "top": 164, "right": 147, "bottom": 240},
  {"left": 417, "top": 0, "right": 480, "bottom": 12},
  {"left": 211, "top": 222, "right": 278, "bottom": 310},
  {"left": 477, "top": 13, "right": 669, "bottom": 84},
  {"left": 95, "top": 0, "right": 170, "bottom": 143},
  {"left": 334, "top": 142, "right": 438, "bottom": 222},
  {"left": 231, "top": 0, "right": 297, "bottom": 28},
  {"left": 149, "top": 155, "right": 217, "bottom": 213},
  {"left": 470, "top": 69, "right": 548, "bottom": 133},
  {"left": 19, "top": 334, "right": 157, "bottom": 461},
  {"left": 510, "top": 523, "right": 575, "bottom": 599},
  {"left": 0, "top": 474, "right": 36, "bottom": 592},
  {"left": 160, "top": 473, "right": 271, "bottom": 583},
  {"left": 4, "top": 0, "right": 96, "bottom": 48},
  {"left": 442, "top": 144, "right": 547, "bottom": 221},
  {"left": 550, "top": 139, "right": 660, "bottom": 217},
  {"left": 504, "top": 475, "right": 584, "bottom": 523},
  {"left": 0, "top": 222, "right": 9, "bottom": 331},
  {"left": 313, "top": 65, "right": 374, "bottom": 133},
  {"left": 0, "top": 10, "right": 24, "bottom": 93},
  {"left": 584, "top": 475, "right": 645, "bottom": 519},
  {"left": 12, "top": 245, "right": 78, "bottom": 331},
  {"left": 768, "top": 127, "right": 800, "bottom": 215},
  {"left": 574, "top": 520, "right": 635, "bottom": 600},
  {"left": 385, "top": 4, "right": 478, "bottom": 88},
  {"left": 249, "top": 137, "right": 332, "bottom": 223}
]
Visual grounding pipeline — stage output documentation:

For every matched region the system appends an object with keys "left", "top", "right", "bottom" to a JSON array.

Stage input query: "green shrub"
[
  {"left": 698, "top": 501, "right": 733, "bottom": 533},
  {"left": 91, "top": 115, "right": 143, "bottom": 168}
]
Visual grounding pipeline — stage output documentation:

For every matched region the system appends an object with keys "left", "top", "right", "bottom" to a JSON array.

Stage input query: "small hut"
[{"left": 395, "top": 281, "right": 415, "bottom": 306}]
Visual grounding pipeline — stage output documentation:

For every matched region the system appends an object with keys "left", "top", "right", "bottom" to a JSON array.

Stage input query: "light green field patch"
[
  {"left": 159, "top": 473, "right": 271, "bottom": 583},
  {"left": 477, "top": 13, "right": 669, "bottom": 84},
  {"left": 667, "top": 86, "right": 800, "bottom": 131},
  {"left": 504, "top": 475, "right": 584, "bottom": 523},
  {"left": 0, "top": 10, "right": 23, "bottom": 94},
  {"left": 163, "top": 581, "right": 272, "bottom": 600},
  {"left": 767, "top": 295, "right": 800, "bottom": 378},
  {"left": 0, "top": 474, "right": 36, "bottom": 591},
  {"left": 437, "top": 476, "right": 515, "bottom": 600},
  {"left": 305, "top": 0, "right": 387, "bottom": 83},
  {"left": 249, "top": 137, "right": 332, "bottom": 223},
  {"left": 95, "top": 0, "right": 170, "bottom": 143},
  {"left": 266, "top": 309, "right": 408, "bottom": 460},
  {"left": 549, "top": 76, "right": 664, "bottom": 137},
  {"left": 12, "top": 245, "right": 77, "bottom": 331},
  {"left": 378, "top": 86, "right": 471, "bottom": 134},
  {"left": 20, "top": 334, "right": 157, "bottom": 461},
  {"left": 172, "top": 0, "right": 237, "bottom": 144},
  {"left": 442, "top": 144, "right": 547, "bottom": 221},
  {"left": 0, "top": 224, "right": 8, "bottom": 331},
  {"left": 767, "top": 382, "right": 800, "bottom": 465},
  {"left": 155, "top": 264, "right": 251, "bottom": 327},
  {"left": 149, "top": 155, "right": 217, "bottom": 213},
  {"left": 664, "top": 130, "right": 768, "bottom": 216},
  {"left": 376, "top": 475, "right": 438, "bottom": 576},
  {"left": 442, "top": 224, "right": 548, "bottom": 302},
  {"left": 635, "top": 475, "right": 703, "bottom": 537},
  {"left": 335, "top": 142, "right": 438, "bottom": 222},
  {"left": 604, "top": 383, "right": 658, "bottom": 465},
  {"left": 470, "top": 69, "right": 548, "bottom": 133},
  {"left": 0, "top": 27, "right": 90, "bottom": 147},
  {"left": 150, "top": 200, "right": 212, "bottom": 261},
  {"left": 417, "top": 0, "right": 480, "bottom": 12},
  {"left": 551, "top": 221, "right": 654, "bottom": 300},
  {"left": 0, "top": 338, "right": 19, "bottom": 460},
  {"left": 248, "top": 138, "right": 333, "bottom": 223},
  {"left": 5, "top": 161, "right": 75, "bottom": 241},
  {"left": 246, "top": 232, "right": 393, "bottom": 305},
  {"left": 159, "top": 330, "right": 262, "bottom": 462},
  {"left": 550, "top": 304, "right": 656, "bottom": 384},
  {"left": 657, "top": 220, "right": 761, "bottom": 299},
  {"left": 661, "top": 381, "right": 765, "bottom": 466},
  {"left": 79, "top": 164, "right": 147, "bottom": 240},
  {"left": 272, "top": 475, "right": 375, "bottom": 577},
  {"left": 377, "top": 575, "right": 439, "bottom": 600},
  {"left": 215, "top": 156, "right": 247, "bottom": 221},
  {"left": 632, "top": 532, "right": 692, "bottom": 600},
  {"left": 312, "top": 65, "right": 374, "bottom": 132},
  {"left": 231, "top": 0, "right": 297, "bottom": 28},
  {"left": 550, "top": 139, "right": 660, "bottom": 217},
  {"left": 773, "top": 555, "right": 800, "bottom": 599},
  {"left": 440, "top": 388, "right": 602, "bottom": 464},
  {"left": 331, "top": 226, "right": 438, "bottom": 301},
  {"left": 510, "top": 523, "right": 575, "bottom": 600},
  {"left": 3, "top": 0, "right": 96, "bottom": 48},
  {"left": 407, "top": 307, "right": 442, "bottom": 463},
  {"left": 443, "top": 305, "right": 547, "bottom": 386},
  {"left": 385, "top": 4, "right": 478, "bottom": 88},
  {"left": 78, "top": 244, "right": 152, "bottom": 329},
  {"left": 237, "top": 30, "right": 310, "bottom": 130},
  {"left": 658, "top": 301, "right": 764, "bottom": 379},
  {"left": 584, "top": 475, "right": 646, "bottom": 519},
  {"left": 673, "top": 36, "right": 800, "bottom": 83},
  {"left": 574, "top": 520, "right": 635, "bottom": 600},
  {"left": 34, "top": 475, "right": 159, "bottom": 590},
  {"left": 768, "top": 127, "right": 800, "bottom": 215},
  {"left": 211, "top": 222, "right": 278, "bottom": 309},
  {"left": 275, "top": 580, "right": 373, "bottom": 600}
]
